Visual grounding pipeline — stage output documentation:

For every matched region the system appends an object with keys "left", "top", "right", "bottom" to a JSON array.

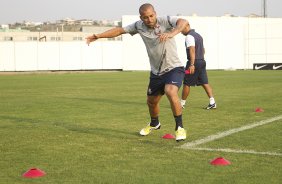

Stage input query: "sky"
[{"left": 1, "top": 0, "right": 282, "bottom": 24}]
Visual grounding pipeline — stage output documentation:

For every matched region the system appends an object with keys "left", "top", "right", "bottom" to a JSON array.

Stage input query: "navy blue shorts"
[
  {"left": 183, "top": 60, "right": 208, "bottom": 86},
  {"left": 147, "top": 67, "right": 185, "bottom": 96}
]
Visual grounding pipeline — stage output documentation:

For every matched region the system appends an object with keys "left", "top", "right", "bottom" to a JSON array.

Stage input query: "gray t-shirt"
[{"left": 123, "top": 16, "right": 183, "bottom": 75}]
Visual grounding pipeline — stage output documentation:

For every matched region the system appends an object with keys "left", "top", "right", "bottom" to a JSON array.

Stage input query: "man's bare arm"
[
  {"left": 189, "top": 46, "right": 196, "bottom": 74},
  {"left": 86, "top": 27, "right": 126, "bottom": 45}
]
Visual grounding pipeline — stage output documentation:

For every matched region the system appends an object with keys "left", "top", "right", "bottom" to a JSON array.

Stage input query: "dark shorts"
[
  {"left": 147, "top": 67, "right": 185, "bottom": 96},
  {"left": 183, "top": 59, "right": 208, "bottom": 86}
]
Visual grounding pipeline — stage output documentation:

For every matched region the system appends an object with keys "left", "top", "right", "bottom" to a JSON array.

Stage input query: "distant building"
[
  {"left": 78, "top": 19, "right": 94, "bottom": 25},
  {"left": 81, "top": 26, "right": 117, "bottom": 33},
  {"left": 0, "top": 26, "right": 122, "bottom": 41},
  {"left": 247, "top": 13, "right": 262, "bottom": 18},
  {"left": 113, "top": 20, "right": 122, "bottom": 26},
  {"left": 222, "top": 13, "right": 236, "bottom": 17},
  {"left": 0, "top": 27, "right": 29, "bottom": 33},
  {"left": 1, "top": 24, "right": 9, "bottom": 29},
  {"left": 57, "top": 18, "right": 76, "bottom": 25},
  {"left": 23, "top": 21, "right": 43, "bottom": 27}
]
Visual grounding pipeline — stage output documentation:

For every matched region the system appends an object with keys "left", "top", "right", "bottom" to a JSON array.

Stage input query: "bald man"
[{"left": 86, "top": 3, "right": 189, "bottom": 141}]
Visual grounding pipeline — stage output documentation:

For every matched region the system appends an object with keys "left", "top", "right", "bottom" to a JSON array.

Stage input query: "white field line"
[
  {"left": 187, "top": 147, "right": 282, "bottom": 156},
  {"left": 181, "top": 115, "right": 282, "bottom": 149}
]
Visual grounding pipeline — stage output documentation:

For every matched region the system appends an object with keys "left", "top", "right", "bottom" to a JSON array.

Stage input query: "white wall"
[
  {"left": 0, "top": 41, "right": 123, "bottom": 71},
  {"left": 0, "top": 42, "right": 15, "bottom": 71},
  {"left": 246, "top": 18, "right": 282, "bottom": 68},
  {"left": 0, "top": 16, "right": 281, "bottom": 72},
  {"left": 122, "top": 16, "right": 282, "bottom": 71}
]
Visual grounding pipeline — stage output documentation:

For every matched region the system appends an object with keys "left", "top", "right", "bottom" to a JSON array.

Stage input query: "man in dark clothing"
[{"left": 180, "top": 26, "right": 217, "bottom": 110}]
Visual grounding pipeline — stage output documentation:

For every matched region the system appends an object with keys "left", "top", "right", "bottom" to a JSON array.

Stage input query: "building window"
[
  {"left": 50, "top": 37, "right": 61, "bottom": 41},
  {"left": 27, "top": 37, "right": 38, "bottom": 41},
  {"left": 4, "top": 36, "right": 13, "bottom": 41},
  {"left": 73, "top": 37, "right": 83, "bottom": 41}
]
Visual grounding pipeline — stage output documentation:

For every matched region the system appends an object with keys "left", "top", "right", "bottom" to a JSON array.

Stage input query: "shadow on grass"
[
  {"left": 60, "top": 125, "right": 165, "bottom": 147},
  {"left": 66, "top": 97, "right": 174, "bottom": 111},
  {"left": 0, "top": 115, "right": 138, "bottom": 138},
  {"left": 65, "top": 125, "right": 138, "bottom": 137},
  {"left": 63, "top": 97, "right": 146, "bottom": 107},
  {"left": 1, "top": 115, "right": 171, "bottom": 147},
  {"left": 0, "top": 115, "right": 40, "bottom": 124}
]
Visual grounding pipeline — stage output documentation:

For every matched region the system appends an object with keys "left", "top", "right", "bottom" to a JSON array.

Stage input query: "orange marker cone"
[
  {"left": 255, "top": 107, "right": 264, "bottom": 112},
  {"left": 162, "top": 134, "right": 175, "bottom": 139},
  {"left": 210, "top": 157, "right": 231, "bottom": 166},
  {"left": 22, "top": 168, "right": 46, "bottom": 178}
]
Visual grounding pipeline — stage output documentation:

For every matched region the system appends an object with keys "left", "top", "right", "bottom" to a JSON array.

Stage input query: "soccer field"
[{"left": 0, "top": 70, "right": 281, "bottom": 184}]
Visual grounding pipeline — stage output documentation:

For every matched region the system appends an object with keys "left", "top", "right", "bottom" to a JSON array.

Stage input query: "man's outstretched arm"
[{"left": 86, "top": 27, "right": 126, "bottom": 45}]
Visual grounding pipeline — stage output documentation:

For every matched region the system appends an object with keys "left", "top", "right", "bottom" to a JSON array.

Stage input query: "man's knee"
[
  {"left": 147, "top": 96, "right": 160, "bottom": 107},
  {"left": 147, "top": 98, "right": 154, "bottom": 107},
  {"left": 165, "top": 84, "right": 179, "bottom": 97}
]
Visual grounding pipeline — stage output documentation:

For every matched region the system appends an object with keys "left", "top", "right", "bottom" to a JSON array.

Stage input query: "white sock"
[
  {"left": 210, "top": 97, "right": 215, "bottom": 105},
  {"left": 181, "top": 99, "right": 186, "bottom": 106},
  {"left": 177, "top": 126, "right": 183, "bottom": 130}
]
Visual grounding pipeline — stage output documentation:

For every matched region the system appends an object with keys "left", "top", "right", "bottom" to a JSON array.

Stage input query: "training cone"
[
  {"left": 162, "top": 134, "right": 175, "bottom": 139},
  {"left": 185, "top": 70, "right": 190, "bottom": 74},
  {"left": 255, "top": 107, "right": 264, "bottom": 112},
  {"left": 22, "top": 168, "right": 46, "bottom": 178},
  {"left": 210, "top": 157, "right": 231, "bottom": 166}
]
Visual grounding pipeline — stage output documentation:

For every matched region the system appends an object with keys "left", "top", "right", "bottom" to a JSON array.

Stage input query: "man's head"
[
  {"left": 181, "top": 23, "right": 191, "bottom": 36},
  {"left": 139, "top": 3, "right": 157, "bottom": 28}
]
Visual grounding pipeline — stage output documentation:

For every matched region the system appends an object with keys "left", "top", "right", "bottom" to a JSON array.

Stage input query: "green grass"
[{"left": 0, "top": 70, "right": 281, "bottom": 184}]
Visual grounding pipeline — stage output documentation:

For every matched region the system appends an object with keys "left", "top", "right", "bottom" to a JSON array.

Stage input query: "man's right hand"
[{"left": 86, "top": 34, "right": 99, "bottom": 46}]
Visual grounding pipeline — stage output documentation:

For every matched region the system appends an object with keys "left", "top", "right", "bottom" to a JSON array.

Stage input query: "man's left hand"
[
  {"left": 189, "top": 65, "right": 195, "bottom": 74},
  {"left": 158, "top": 33, "right": 172, "bottom": 42}
]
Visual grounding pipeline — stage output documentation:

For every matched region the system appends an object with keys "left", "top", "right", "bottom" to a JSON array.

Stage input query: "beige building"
[{"left": 0, "top": 26, "right": 121, "bottom": 42}]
